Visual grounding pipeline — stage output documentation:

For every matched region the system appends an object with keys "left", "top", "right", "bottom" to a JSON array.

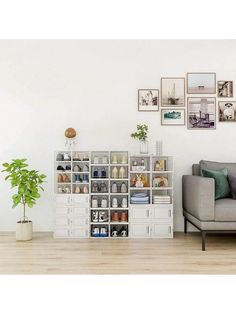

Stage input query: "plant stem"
[
  {"left": 23, "top": 203, "right": 26, "bottom": 221},
  {"left": 21, "top": 196, "right": 26, "bottom": 222}
]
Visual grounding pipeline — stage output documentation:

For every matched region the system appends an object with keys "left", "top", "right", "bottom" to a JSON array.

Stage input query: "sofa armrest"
[{"left": 182, "top": 175, "right": 215, "bottom": 221}]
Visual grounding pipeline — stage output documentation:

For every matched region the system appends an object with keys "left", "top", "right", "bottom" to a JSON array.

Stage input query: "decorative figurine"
[
  {"left": 135, "top": 174, "right": 144, "bottom": 188},
  {"left": 65, "top": 128, "right": 77, "bottom": 150}
]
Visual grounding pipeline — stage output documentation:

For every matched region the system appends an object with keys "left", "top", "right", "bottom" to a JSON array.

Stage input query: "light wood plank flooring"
[{"left": 0, "top": 232, "right": 236, "bottom": 274}]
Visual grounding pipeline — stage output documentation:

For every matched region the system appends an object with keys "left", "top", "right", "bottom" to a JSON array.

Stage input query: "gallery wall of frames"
[{"left": 138, "top": 73, "right": 235, "bottom": 129}]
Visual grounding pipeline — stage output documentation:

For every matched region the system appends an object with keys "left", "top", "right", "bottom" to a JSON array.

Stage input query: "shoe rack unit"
[
  {"left": 129, "top": 155, "right": 173, "bottom": 238},
  {"left": 54, "top": 151, "right": 90, "bottom": 238},
  {"left": 90, "top": 151, "right": 129, "bottom": 238},
  {"left": 54, "top": 151, "right": 173, "bottom": 239}
]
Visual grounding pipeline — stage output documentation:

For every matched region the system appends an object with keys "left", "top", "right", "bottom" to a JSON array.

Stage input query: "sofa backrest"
[
  {"left": 200, "top": 160, "right": 236, "bottom": 176},
  {"left": 192, "top": 160, "right": 236, "bottom": 176},
  {"left": 192, "top": 164, "right": 200, "bottom": 176}
]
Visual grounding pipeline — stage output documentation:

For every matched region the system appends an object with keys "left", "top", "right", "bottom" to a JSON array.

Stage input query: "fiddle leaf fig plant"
[
  {"left": 131, "top": 124, "right": 148, "bottom": 142},
  {"left": 2, "top": 159, "right": 46, "bottom": 222}
]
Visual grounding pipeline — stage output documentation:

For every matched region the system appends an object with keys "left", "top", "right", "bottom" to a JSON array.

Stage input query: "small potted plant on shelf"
[
  {"left": 131, "top": 124, "right": 149, "bottom": 154},
  {"left": 2, "top": 158, "right": 46, "bottom": 241}
]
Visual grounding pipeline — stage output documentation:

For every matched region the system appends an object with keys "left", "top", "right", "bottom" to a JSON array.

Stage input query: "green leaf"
[{"left": 2, "top": 158, "right": 46, "bottom": 210}]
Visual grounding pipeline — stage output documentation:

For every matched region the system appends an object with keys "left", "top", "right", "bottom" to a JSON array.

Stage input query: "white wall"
[{"left": 0, "top": 40, "right": 236, "bottom": 231}]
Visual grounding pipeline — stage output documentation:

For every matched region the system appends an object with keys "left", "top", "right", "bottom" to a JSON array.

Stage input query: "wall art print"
[
  {"left": 138, "top": 89, "right": 159, "bottom": 111},
  {"left": 187, "top": 72, "right": 216, "bottom": 94},
  {"left": 161, "top": 109, "right": 185, "bottom": 125},
  {"left": 219, "top": 101, "right": 236, "bottom": 122},
  {"left": 161, "top": 77, "right": 185, "bottom": 106},
  {"left": 187, "top": 97, "right": 216, "bottom": 129}
]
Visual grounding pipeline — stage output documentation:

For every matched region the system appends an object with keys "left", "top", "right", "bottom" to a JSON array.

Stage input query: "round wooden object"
[{"left": 65, "top": 128, "right": 76, "bottom": 138}]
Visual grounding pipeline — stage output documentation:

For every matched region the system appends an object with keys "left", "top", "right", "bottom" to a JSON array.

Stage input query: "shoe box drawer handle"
[
  {"left": 146, "top": 226, "right": 149, "bottom": 234},
  {"left": 168, "top": 210, "right": 172, "bottom": 217},
  {"left": 146, "top": 210, "right": 149, "bottom": 218},
  {"left": 168, "top": 226, "right": 171, "bottom": 234}
]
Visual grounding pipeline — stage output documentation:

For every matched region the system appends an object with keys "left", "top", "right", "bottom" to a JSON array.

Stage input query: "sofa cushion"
[
  {"left": 215, "top": 198, "right": 236, "bottom": 221},
  {"left": 228, "top": 174, "right": 236, "bottom": 199},
  {"left": 200, "top": 160, "right": 236, "bottom": 176},
  {"left": 202, "top": 168, "right": 231, "bottom": 200}
]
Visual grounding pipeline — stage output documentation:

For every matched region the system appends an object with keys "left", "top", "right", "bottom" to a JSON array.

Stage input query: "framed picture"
[
  {"left": 138, "top": 89, "right": 159, "bottom": 111},
  {"left": 161, "top": 77, "right": 185, "bottom": 106},
  {"left": 219, "top": 101, "right": 236, "bottom": 122},
  {"left": 187, "top": 72, "right": 216, "bottom": 94},
  {"left": 187, "top": 97, "right": 216, "bottom": 129},
  {"left": 218, "top": 81, "right": 233, "bottom": 97},
  {"left": 161, "top": 109, "right": 185, "bottom": 126}
]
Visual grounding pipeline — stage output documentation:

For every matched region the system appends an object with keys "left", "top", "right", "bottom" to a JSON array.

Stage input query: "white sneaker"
[
  {"left": 101, "top": 198, "right": 108, "bottom": 208},
  {"left": 92, "top": 197, "right": 98, "bottom": 208},
  {"left": 92, "top": 211, "right": 99, "bottom": 222},
  {"left": 121, "top": 182, "right": 127, "bottom": 193},
  {"left": 93, "top": 156, "right": 99, "bottom": 164},
  {"left": 92, "top": 227, "right": 100, "bottom": 236},
  {"left": 112, "top": 197, "right": 118, "bottom": 208},
  {"left": 121, "top": 197, "right": 128, "bottom": 208},
  {"left": 100, "top": 227, "right": 107, "bottom": 236},
  {"left": 111, "top": 182, "right": 118, "bottom": 193},
  {"left": 65, "top": 186, "right": 71, "bottom": 194},
  {"left": 99, "top": 211, "right": 108, "bottom": 222}
]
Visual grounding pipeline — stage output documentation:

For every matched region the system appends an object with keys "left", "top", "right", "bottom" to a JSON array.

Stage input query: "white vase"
[
  {"left": 16, "top": 221, "right": 33, "bottom": 241},
  {"left": 140, "top": 140, "right": 148, "bottom": 154}
]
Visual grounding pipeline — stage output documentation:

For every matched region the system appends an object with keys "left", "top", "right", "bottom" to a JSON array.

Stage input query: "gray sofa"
[{"left": 182, "top": 160, "right": 236, "bottom": 251}]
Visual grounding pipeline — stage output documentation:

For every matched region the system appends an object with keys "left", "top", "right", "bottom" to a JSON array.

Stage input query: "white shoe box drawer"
[
  {"left": 73, "top": 207, "right": 89, "bottom": 216},
  {"left": 130, "top": 206, "right": 150, "bottom": 221},
  {"left": 55, "top": 207, "right": 71, "bottom": 215},
  {"left": 72, "top": 217, "right": 89, "bottom": 226},
  {"left": 70, "top": 228, "right": 89, "bottom": 238},
  {"left": 151, "top": 223, "right": 173, "bottom": 238},
  {"left": 72, "top": 195, "right": 89, "bottom": 206},
  {"left": 129, "top": 223, "right": 150, "bottom": 238},
  {"left": 55, "top": 195, "right": 71, "bottom": 205},
  {"left": 54, "top": 228, "right": 70, "bottom": 238},
  {"left": 152, "top": 207, "right": 173, "bottom": 220},
  {"left": 55, "top": 216, "right": 70, "bottom": 227}
]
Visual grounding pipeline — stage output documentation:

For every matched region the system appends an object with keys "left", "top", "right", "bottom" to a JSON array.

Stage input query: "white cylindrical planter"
[
  {"left": 140, "top": 140, "right": 148, "bottom": 154},
  {"left": 16, "top": 221, "right": 33, "bottom": 241}
]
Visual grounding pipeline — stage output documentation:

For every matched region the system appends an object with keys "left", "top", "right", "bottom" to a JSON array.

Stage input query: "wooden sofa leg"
[
  {"left": 202, "top": 231, "right": 206, "bottom": 251},
  {"left": 184, "top": 217, "right": 187, "bottom": 234}
]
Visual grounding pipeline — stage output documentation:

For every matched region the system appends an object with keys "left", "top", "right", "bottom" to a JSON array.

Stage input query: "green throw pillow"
[{"left": 202, "top": 168, "right": 231, "bottom": 200}]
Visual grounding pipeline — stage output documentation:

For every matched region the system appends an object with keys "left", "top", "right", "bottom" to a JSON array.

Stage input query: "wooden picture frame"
[
  {"left": 161, "top": 77, "right": 185, "bottom": 107},
  {"left": 187, "top": 72, "right": 216, "bottom": 94},
  {"left": 138, "top": 89, "right": 159, "bottom": 112},
  {"left": 161, "top": 109, "right": 185, "bottom": 126},
  {"left": 219, "top": 101, "right": 236, "bottom": 122},
  {"left": 217, "top": 81, "right": 233, "bottom": 98},
  {"left": 187, "top": 97, "right": 216, "bottom": 129}
]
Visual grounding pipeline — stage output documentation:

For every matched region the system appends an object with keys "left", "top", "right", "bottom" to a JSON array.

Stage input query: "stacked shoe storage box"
[
  {"left": 54, "top": 151, "right": 173, "bottom": 239},
  {"left": 54, "top": 151, "right": 90, "bottom": 238},
  {"left": 129, "top": 155, "right": 173, "bottom": 238}
]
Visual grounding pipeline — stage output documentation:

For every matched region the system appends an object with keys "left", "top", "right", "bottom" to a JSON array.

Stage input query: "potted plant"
[
  {"left": 131, "top": 124, "right": 149, "bottom": 154},
  {"left": 2, "top": 158, "right": 46, "bottom": 241}
]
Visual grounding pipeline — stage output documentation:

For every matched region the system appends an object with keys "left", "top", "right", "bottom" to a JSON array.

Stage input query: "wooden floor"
[{"left": 0, "top": 232, "right": 236, "bottom": 274}]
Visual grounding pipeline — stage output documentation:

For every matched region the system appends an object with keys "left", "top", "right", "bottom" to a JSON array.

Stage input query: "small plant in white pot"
[
  {"left": 131, "top": 124, "right": 149, "bottom": 154},
  {"left": 2, "top": 159, "right": 46, "bottom": 241}
]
